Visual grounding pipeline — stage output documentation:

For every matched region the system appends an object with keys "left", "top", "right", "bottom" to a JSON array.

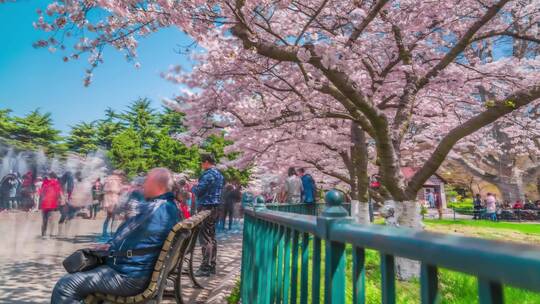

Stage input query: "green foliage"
[
  {"left": 151, "top": 130, "right": 200, "bottom": 174},
  {"left": 420, "top": 205, "right": 428, "bottom": 218},
  {"left": 0, "top": 109, "right": 15, "bottom": 139},
  {"left": 0, "top": 99, "right": 250, "bottom": 181},
  {"left": 0, "top": 108, "right": 63, "bottom": 154},
  {"left": 66, "top": 122, "right": 99, "bottom": 155},
  {"left": 95, "top": 108, "right": 125, "bottom": 150},
  {"left": 445, "top": 185, "right": 462, "bottom": 202},
  {"left": 108, "top": 128, "right": 149, "bottom": 176},
  {"left": 448, "top": 198, "right": 474, "bottom": 210},
  {"left": 159, "top": 108, "right": 186, "bottom": 135},
  {"left": 226, "top": 280, "right": 241, "bottom": 304}
]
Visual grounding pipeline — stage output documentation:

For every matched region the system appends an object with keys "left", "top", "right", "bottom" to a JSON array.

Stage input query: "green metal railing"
[
  {"left": 240, "top": 190, "right": 540, "bottom": 303},
  {"left": 266, "top": 202, "right": 351, "bottom": 216}
]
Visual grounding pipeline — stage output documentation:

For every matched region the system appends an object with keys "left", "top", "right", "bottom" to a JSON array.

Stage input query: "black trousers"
[
  {"left": 198, "top": 205, "right": 219, "bottom": 270},
  {"left": 222, "top": 202, "right": 235, "bottom": 230},
  {"left": 51, "top": 265, "right": 148, "bottom": 304}
]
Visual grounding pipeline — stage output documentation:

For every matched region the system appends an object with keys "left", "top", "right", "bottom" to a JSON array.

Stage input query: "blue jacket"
[
  {"left": 301, "top": 174, "right": 316, "bottom": 203},
  {"left": 192, "top": 167, "right": 224, "bottom": 206},
  {"left": 106, "top": 192, "right": 179, "bottom": 278}
]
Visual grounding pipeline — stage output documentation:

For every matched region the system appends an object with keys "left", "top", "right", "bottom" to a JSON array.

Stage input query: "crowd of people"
[
  {"left": 472, "top": 193, "right": 540, "bottom": 221},
  {"left": 0, "top": 157, "right": 324, "bottom": 302}
]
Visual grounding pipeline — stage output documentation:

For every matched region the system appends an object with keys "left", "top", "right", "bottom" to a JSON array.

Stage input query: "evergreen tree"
[
  {"left": 119, "top": 98, "right": 158, "bottom": 143},
  {"left": 159, "top": 108, "right": 186, "bottom": 136},
  {"left": 10, "top": 109, "right": 62, "bottom": 152},
  {"left": 96, "top": 108, "right": 124, "bottom": 150},
  {"left": 109, "top": 128, "right": 149, "bottom": 176},
  {"left": 0, "top": 109, "right": 15, "bottom": 139},
  {"left": 67, "top": 122, "right": 99, "bottom": 155}
]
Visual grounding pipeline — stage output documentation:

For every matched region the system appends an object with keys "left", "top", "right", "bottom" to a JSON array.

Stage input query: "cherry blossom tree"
[
  {"left": 452, "top": 105, "right": 540, "bottom": 202},
  {"left": 18, "top": 0, "right": 540, "bottom": 233}
]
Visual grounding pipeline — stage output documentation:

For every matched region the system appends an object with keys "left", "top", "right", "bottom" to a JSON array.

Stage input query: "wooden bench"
[{"left": 85, "top": 210, "right": 211, "bottom": 304}]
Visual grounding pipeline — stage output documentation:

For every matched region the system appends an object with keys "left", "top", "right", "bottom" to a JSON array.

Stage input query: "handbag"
[
  {"left": 63, "top": 247, "right": 162, "bottom": 274},
  {"left": 63, "top": 249, "right": 107, "bottom": 274}
]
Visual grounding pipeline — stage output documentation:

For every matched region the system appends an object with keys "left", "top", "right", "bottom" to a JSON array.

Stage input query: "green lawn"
[
  {"left": 229, "top": 219, "right": 540, "bottom": 303},
  {"left": 424, "top": 219, "right": 540, "bottom": 245}
]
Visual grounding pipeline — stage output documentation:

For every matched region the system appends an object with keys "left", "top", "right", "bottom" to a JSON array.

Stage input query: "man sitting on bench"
[{"left": 52, "top": 168, "right": 180, "bottom": 304}]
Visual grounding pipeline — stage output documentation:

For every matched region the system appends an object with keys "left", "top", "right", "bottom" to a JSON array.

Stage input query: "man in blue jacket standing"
[
  {"left": 51, "top": 168, "right": 179, "bottom": 303},
  {"left": 298, "top": 168, "right": 317, "bottom": 204},
  {"left": 192, "top": 153, "right": 224, "bottom": 277}
]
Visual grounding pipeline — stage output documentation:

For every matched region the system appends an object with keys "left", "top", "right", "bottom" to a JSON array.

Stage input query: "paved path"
[{"left": 0, "top": 211, "right": 243, "bottom": 304}]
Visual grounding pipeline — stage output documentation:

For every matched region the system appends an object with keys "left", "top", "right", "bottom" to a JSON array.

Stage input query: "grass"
[
  {"left": 230, "top": 219, "right": 540, "bottom": 303},
  {"left": 424, "top": 219, "right": 540, "bottom": 245},
  {"left": 226, "top": 279, "right": 241, "bottom": 304}
]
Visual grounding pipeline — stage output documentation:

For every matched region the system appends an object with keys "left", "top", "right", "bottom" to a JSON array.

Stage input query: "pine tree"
[{"left": 66, "top": 122, "right": 99, "bottom": 155}]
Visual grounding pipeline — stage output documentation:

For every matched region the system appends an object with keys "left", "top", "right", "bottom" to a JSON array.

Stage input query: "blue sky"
[{"left": 0, "top": 1, "right": 194, "bottom": 133}]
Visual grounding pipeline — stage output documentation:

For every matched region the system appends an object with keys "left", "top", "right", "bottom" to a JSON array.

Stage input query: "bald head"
[{"left": 143, "top": 168, "right": 174, "bottom": 199}]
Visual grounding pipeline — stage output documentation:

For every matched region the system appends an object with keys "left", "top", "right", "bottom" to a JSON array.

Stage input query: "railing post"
[
  {"left": 381, "top": 253, "right": 396, "bottom": 304},
  {"left": 478, "top": 279, "right": 503, "bottom": 304},
  {"left": 300, "top": 232, "right": 310, "bottom": 304},
  {"left": 253, "top": 196, "right": 268, "bottom": 303},
  {"left": 420, "top": 263, "right": 439, "bottom": 304},
  {"left": 317, "top": 190, "right": 350, "bottom": 304},
  {"left": 240, "top": 213, "right": 251, "bottom": 302}
]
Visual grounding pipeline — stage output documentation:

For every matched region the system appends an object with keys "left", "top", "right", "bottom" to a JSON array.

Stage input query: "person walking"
[
  {"left": 90, "top": 178, "right": 104, "bottom": 220},
  {"left": 7, "top": 173, "right": 20, "bottom": 210},
  {"left": 32, "top": 176, "right": 43, "bottom": 212},
  {"left": 222, "top": 182, "right": 241, "bottom": 230},
  {"left": 102, "top": 170, "right": 125, "bottom": 238},
  {"left": 192, "top": 154, "right": 224, "bottom": 277},
  {"left": 20, "top": 171, "right": 35, "bottom": 210},
  {"left": 40, "top": 173, "right": 63, "bottom": 238},
  {"left": 59, "top": 171, "right": 75, "bottom": 225},
  {"left": 281, "top": 167, "right": 303, "bottom": 204}
]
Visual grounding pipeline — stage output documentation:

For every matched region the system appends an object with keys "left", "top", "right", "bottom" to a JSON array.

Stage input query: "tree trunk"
[
  {"left": 381, "top": 199, "right": 422, "bottom": 280},
  {"left": 348, "top": 123, "right": 370, "bottom": 224},
  {"left": 537, "top": 177, "right": 540, "bottom": 198},
  {"left": 351, "top": 200, "right": 370, "bottom": 225}
]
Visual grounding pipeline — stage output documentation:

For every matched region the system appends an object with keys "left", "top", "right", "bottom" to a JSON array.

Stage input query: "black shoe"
[
  {"left": 209, "top": 267, "right": 216, "bottom": 275},
  {"left": 194, "top": 268, "right": 211, "bottom": 277}
]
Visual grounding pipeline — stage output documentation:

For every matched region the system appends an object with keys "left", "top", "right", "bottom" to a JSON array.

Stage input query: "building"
[{"left": 401, "top": 167, "right": 448, "bottom": 209}]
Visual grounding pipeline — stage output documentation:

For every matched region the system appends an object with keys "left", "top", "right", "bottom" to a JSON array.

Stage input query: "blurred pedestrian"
[
  {"left": 40, "top": 173, "right": 62, "bottom": 238},
  {"left": 280, "top": 167, "right": 302, "bottom": 204},
  {"left": 473, "top": 193, "right": 482, "bottom": 220},
  {"left": 102, "top": 170, "right": 125, "bottom": 237},
  {"left": 222, "top": 181, "right": 241, "bottom": 230},
  {"left": 90, "top": 178, "right": 104, "bottom": 220}
]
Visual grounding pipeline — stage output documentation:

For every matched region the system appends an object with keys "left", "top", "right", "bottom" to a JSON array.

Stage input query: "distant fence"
[
  {"left": 241, "top": 190, "right": 540, "bottom": 303},
  {"left": 266, "top": 202, "right": 351, "bottom": 216}
]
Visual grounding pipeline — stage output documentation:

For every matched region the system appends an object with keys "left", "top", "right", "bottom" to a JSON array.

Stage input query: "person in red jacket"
[{"left": 40, "top": 172, "right": 63, "bottom": 238}]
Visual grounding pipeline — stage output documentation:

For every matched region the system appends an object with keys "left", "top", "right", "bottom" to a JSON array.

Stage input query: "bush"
[
  {"left": 448, "top": 198, "right": 474, "bottom": 210},
  {"left": 226, "top": 279, "right": 241, "bottom": 304}
]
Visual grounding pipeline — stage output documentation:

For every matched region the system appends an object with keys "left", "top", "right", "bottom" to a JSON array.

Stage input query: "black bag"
[
  {"left": 63, "top": 249, "right": 106, "bottom": 274},
  {"left": 62, "top": 247, "right": 162, "bottom": 274}
]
